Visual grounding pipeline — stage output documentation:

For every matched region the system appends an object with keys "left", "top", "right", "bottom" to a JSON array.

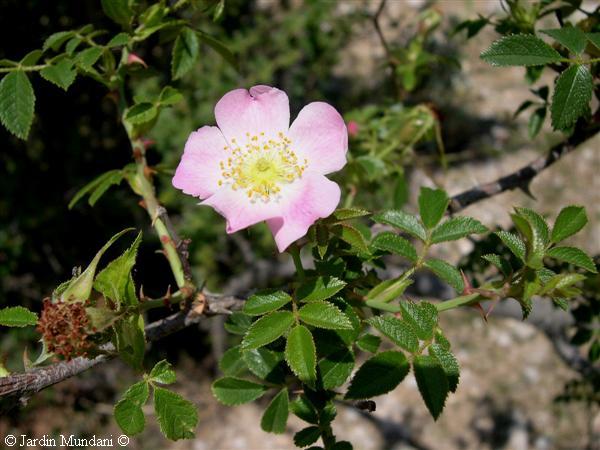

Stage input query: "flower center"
[{"left": 218, "top": 132, "right": 308, "bottom": 202}]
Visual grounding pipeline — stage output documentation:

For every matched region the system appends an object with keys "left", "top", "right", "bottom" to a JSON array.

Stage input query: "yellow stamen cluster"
[{"left": 218, "top": 131, "right": 308, "bottom": 202}]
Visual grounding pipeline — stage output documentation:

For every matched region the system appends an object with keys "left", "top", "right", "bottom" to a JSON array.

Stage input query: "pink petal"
[
  {"left": 267, "top": 174, "right": 341, "bottom": 252},
  {"left": 288, "top": 102, "right": 348, "bottom": 175},
  {"left": 172, "top": 126, "right": 227, "bottom": 199},
  {"left": 214, "top": 85, "right": 290, "bottom": 145}
]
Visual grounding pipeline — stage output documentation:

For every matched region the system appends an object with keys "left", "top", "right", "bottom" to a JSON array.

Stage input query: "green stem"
[
  {"left": 435, "top": 293, "right": 482, "bottom": 312},
  {"left": 139, "top": 290, "right": 185, "bottom": 311}
]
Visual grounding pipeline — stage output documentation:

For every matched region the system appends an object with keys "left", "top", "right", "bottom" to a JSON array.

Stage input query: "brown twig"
[
  {"left": 448, "top": 125, "right": 599, "bottom": 213},
  {"left": 0, "top": 292, "right": 244, "bottom": 408}
]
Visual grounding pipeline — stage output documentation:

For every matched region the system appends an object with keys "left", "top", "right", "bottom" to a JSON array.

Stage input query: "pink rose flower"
[{"left": 172, "top": 85, "right": 348, "bottom": 252}]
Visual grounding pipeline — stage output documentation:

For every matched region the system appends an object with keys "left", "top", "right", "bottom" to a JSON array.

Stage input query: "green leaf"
[
  {"left": 0, "top": 71, "right": 35, "bottom": 139},
  {"left": 528, "top": 106, "right": 546, "bottom": 138},
  {"left": 399, "top": 301, "right": 438, "bottom": 341},
  {"left": 290, "top": 395, "right": 318, "bottom": 424},
  {"left": 296, "top": 277, "right": 346, "bottom": 303},
  {"left": 356, "top": 334, "right": 381, "bottom": 354},
  {"left": 75, "top": 47, "right": 103, "bottom": 70},
  {"left": 551, "top": 64, "right": 592, "bottom": 131},
  {"left": 429, "top": 343, "right": 460, "bottom": 393},
  {"left": 328, "top": 298, "right": 361, "bottom": 346},
  {"left": 125, "top": 102, "right": 158, "bottom": 125},
  {"left": 171, "top": 27, "right": 200, "bottom": 80},
  {"left": 413, "top": 355, "right": 449, "bottom": 420},
  {"left": 512, "top": 207, "right": 550, "bottom": 269},
  {"left": 541, "top": 26, "right": 587, "bottom": 54},
  {"left": 158, "top": 86, "right": 184, "bottom": 106},
  {"left": 153, "top": 386, "right": 198, "bottom": 440},
  {"left": 345, "top": 351, "right": 410, "bottom": 399},
  {"left": 551, "top": 205, "right": 587, "bottom": 243},
  {"left": 261, "top": 389, "right": 289, "bottom": 434},
  {"left": 219, "top": 346, "right": 247, "bottom": 376},
  {"left": 431, "top": 217, "right": 487, "bottom": 243},
  {"left": 546, "top": 246, "right": 597, "bottom": 273},
  {"left": 211, "top": 377, "right": 267, "bottom": 405},
  {"left": 298, "top": 301, "right": 353, "bottom": 330},
  {"left": 224, "top": 312, "right": 252, "bottom": 335},
  {"left": 20, "top": 50, "right": 43, "bottom": 66},
  {"left": 418, "top": 187, "right": 449, "bottom": 229},
  {"left": 482, "top": 254, "right": 512, "bottom": 277},
  {"left": 93, "top": 231, "right": 142, "bottom": 307},
  {"left": 480, "top": 34, "right": 563, "bottom": 66},
  {"left": 424, "top": 259, "right": 464, "bottom": 293},
  {"left": 101, "top": 0, "right": 133, "bottom": 27},
  {"left": 495, "top": 231, "right": 526, "bottom": 262},
  {"left": 197, "top": 30, "right": 238, "bottom": 71},
  {"left": 114, "top": 314, "right": 146, "bottom": 370},
  {"left": 149, "top": 359, "right": 176, "bottom": 385},
  {"left": 65, "top": 37, "right": 82, "bottom": 55},
  {"left": 371, "top": 232, "right": 417, "bottom": 262},
  {"left": 68, "top": 169, "right": 125, "bottom": 209},
  {"left": 294, "top": 426, "right": 321, "bottom": 448},
  {"left": 107, "top": 32, "right": 130, "bottom": 47},
  {"left": 588, "top": 32, "right": 600, "bottom": 50},
  {"left": 331, "top": 223, "right": 370, "bottom": 254},
  {"left": 241, "top": 311, "right": 295, "bottom": 350},
  {"left": 540, "top": 273, "right": 586, "bottom": 295},
  {"left": 285, "top": 325, "right": 317, "bottom": 383},
  {"left": 114, "top": 399, "right": 145, "bottom": 435},
  {"left": 43, "top": 31, "right": 75, "bottom": 52},
  {"left": 40, "top": 58, "right": 77, "bottom": 90},
  {"left": 373, "top": 210, "right": 427, "bottom": 241},
  {"left": 241, "top": 348, "right": 283, "bottom": 381},
  {"left": 367, "top": 316, "right": 419, "bottom": 353},
  {"left": 319, "top": 348, "right": 355, "bottom": 390},
  {"left": 327, "top": 207, "right": 371, "bottom": 222},
  {"left": 0, "top": 306, "right": 38, "bottom": 327},
  {"left": 122, "top": 380, "right": 149, "bottom": 405},
  {"left": 366, "top": 276, "right": 413, "bottom": 303},
  {"left": 243, "top": 290, "right": 291, "bottom": 316}
]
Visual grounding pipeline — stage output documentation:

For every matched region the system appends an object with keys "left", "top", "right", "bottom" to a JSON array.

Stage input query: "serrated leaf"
[
  {"left": 373, "top": 210, "right": 427, "bottom": 241},
  {"left": 114, "top": 399, "right": 145, "bottom": 435},
  {"left": 290, "top": 395, "right": 318, "bottom": 424},
  {"left": 285, "top": 325, "right": 317, "bottom": 383},
  {"left": 0, "top": 71, "right": 35, "bottom": 139},
  {"left": 243, "top": 290, "right": 291, "bottom": 316},
  {"left": 65, "top": 37, "right": 82, "bottom": 55},
  {"left": 318, "top": 348, "right": 355, "bottom": 390},
  {"left": 122, "top": 380, "right": 149, "bottom": 405},
  {"left": 495, "top": 231, "right": 527, "bottom": 262},
  {"left": 400, "top": 301, "right": 438, "bottom": 341},
  {"left": 356, "top": 334, "right": 381, "bottom": 353},
  {"left": 541, "top": 26, "right": 587, "bottom": 55},
  {"left": 345, "top": 351, "right": 409, "bottom": 399},
  {"left": 94, "top": 231, "right": 141, "bottom": 307},
  {"left": 328, "top": 207, "right": 371, "bottom": 222},
  {"left": 125, "top": 102, "right": 158, "bottom": 125},
  {"left": 480, "top": 34, "right": 563, "bottom": 66},
  {"left": 424, "top": 259, "right": 464, "bottom": 293},
  {"left": 75, "top": 47, "right": 103, "bottom": 70},
  {"left": 224, "top": 312, "right": 252, "bottom": 335},
  {"left": 482, "top": 254, "right": 512, "bottom": 277},
  {"left": 418, "top": 187, "right": 449, "bottom": 229},
  {"left": 114, "top": 314, "right": 145, "bottom": 370},
  {"left": 328, "top": 297, "right": 361, "bottom": 346},
  {"left": 294, "top": 426, "right": 321, "bottom": 448},
  {"left": 431, "top": 217, "right": 487, "bottom": 243},
  {"left": 546, "top": 246, "right": 597, "bottom": 273},
  {"left": 367, "top": 316, "right": 419, "bottom": 353},
  {"left": 43, "top": 31, "right": 74, "bottom": 52},
  {"left": 371, "top": 231, "right": 417, "bottom": 262},
  {"left": 429, "top": 343, "right": 460, "bottom": 393},
  {"left": 512, "top": 207, "right": 550, "bottom": 269},
  {"left": 551, "top": 205, "right": 587, "bottom": 243},
  {"left": 211, "top": 377, "right": 267, "bottom": 405},
  {"left": 261, "top": 389, "right": 289, "bottom": 434},
  {"left": 540, "top": 273, "right": 586, "bottom": 295},
  {"left": 40, "top": 59, "right": 77, "bottom": 90},
  {"left": 413, "top": 355, "right": 449, "bottom": 420},
  {"left": 68, "top": 169, "right": 125, "bottom": 209},
  {"left": 296, "top": 276, "right": 346, "bottom": 303},
  {"left": 154, "top": 386, "right": 198, "bottom": 440},
  {"left": 551, "top": 64, "right": 592, "bottom": 131},
  {"left": 241, "top": 311, "right": 294, "bottom": 350},
  {"left": 171, "top": 27, "right": 200, "bottom": 80},
  {"left": 298, "top": 301, "right": 352, "bottom": 330},
  {"left": 101, "top": 0, "right": 133, "bottom": 27},
  {"left": 241, "top": 348, "right": 283, "bottom": 381},
  {"left": 20, "top": 50, "right": 43, "bottom": 66},
  {"left": 0, "top": 306, "right": 38, "bottom": 327},
  {"left": 158, "top": 86, "right": 183, "bottom": 106},
  {"left": 331, "top": 223, "right": 370, "bottom": 254},
  {"left": 149, "top": 359, "right": 176, "bottom": 384},
  {"left": 107, "top": 32, "right": 129, "bottom": 47},
  {"left": 219, "top": 346, "right": 247, "bottom": 376}
]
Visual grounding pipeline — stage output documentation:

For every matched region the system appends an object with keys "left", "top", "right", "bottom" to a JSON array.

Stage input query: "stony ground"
[{"left": 2, "top": 1, "right": 598, "bottom": 449}]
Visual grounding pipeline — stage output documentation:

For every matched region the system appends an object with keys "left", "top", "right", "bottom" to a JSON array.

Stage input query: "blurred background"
[{"left": 0, "top": 0, "right": 598, "bottom": 449}]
